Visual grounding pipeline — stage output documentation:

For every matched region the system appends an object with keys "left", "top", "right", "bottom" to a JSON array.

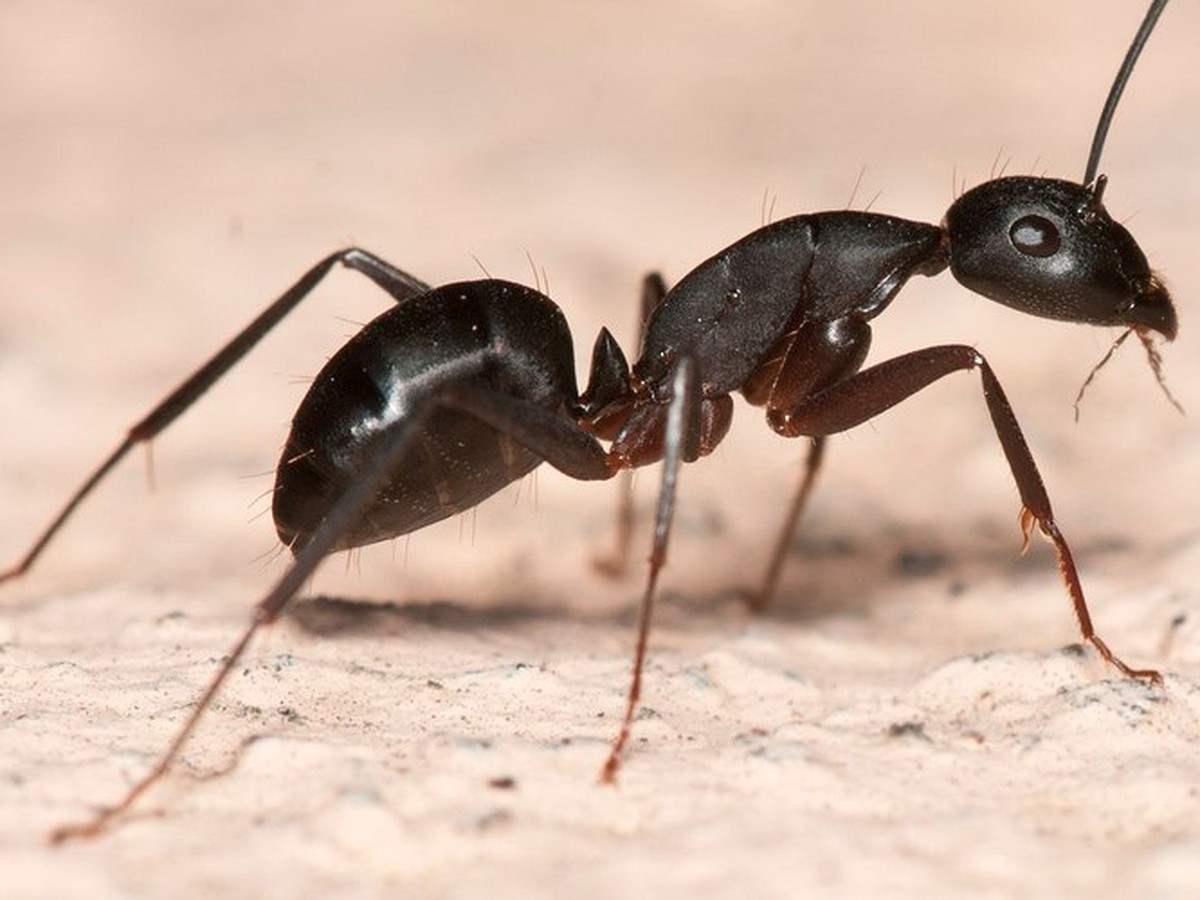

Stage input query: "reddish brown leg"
[
  {"left": 592, "top": 467, "right": 637, "bottom": 578},
  {"left": 46, "top": 402, "right": 440, "bottom": 844},
  {"left": 745, "top": 436, "right": 826, "bottom": 612},
  {"left": 773, "top": 343, "right": 1161, "bottom": 684},
  {"left": 742, "top": 317, "right": 869, "bottom": 612},
  {"left": 47, "top": 368, "right": 627, "bottom": 842},
  {"left": 599, "top": 356, "right": 697, "bottom": 783},
  {"left": 594, "top": 273, "right": 669, "bottom": 578},
  {"left": 49, "top": 609, "right": 266, "bottom": 844}
]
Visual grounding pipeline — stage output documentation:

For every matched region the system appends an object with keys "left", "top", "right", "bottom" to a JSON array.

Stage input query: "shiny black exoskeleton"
[
  {"left": 947, "top": 175, "right": 1175, "bottom": 336},
  {"left": 1, "top": 0, "right": 1176, "bottom": 843}
]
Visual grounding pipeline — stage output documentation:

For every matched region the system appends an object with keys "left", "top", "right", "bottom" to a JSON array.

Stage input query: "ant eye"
[{"left": 1009, "top": 215, "right": 1061, "bottom": 258}]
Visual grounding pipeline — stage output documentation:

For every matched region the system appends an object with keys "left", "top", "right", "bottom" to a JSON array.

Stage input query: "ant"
[{"left": 1, "top": 0, "right": 1178, "bottom": 842}]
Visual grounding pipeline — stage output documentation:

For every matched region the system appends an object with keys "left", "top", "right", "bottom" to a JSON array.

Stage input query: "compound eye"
[{"left": 1009, "top": 214, "right": 1061, "bottom": 258}]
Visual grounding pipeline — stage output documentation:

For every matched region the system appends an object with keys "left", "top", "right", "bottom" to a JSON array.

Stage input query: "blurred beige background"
[{"left": 2, "top": 2, "right": 1198, "bottom": 898}]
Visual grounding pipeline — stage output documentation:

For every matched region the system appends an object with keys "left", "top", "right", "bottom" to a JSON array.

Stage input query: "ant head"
[{"left": 944, "top": 175, "right": 1176, "bottom": 340}]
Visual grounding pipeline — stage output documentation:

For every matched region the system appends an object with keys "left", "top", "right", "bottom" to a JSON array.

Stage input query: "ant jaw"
[{"left": 1125, "top": 272, "right": 1177, "bottom": 341}]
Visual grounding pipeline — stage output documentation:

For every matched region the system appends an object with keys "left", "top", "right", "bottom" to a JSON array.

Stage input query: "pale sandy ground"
[{"left": 2, "top": 2, "right": 1199, "bottom": 898}]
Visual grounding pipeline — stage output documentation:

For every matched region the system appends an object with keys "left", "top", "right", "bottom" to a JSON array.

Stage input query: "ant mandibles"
[{"left": 2, "top": 1, "right": 1178, "bottom": 842}]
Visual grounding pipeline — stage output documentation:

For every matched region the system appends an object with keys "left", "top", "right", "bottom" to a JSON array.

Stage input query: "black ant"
[{"left": 2, "top": 0, "right": 1178, "bottom": 842}]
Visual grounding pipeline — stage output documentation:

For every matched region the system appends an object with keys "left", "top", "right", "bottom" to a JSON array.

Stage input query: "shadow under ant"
[{"left": 283, "top": 511, "right": 1138, "bottom": 641}]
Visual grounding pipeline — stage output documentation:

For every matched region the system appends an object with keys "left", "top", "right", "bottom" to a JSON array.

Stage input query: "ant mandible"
[{"left": 1, "top": 0, "right": 1177, "bottom": 842}]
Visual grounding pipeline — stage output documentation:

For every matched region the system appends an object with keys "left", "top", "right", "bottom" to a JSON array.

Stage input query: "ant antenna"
[{"left": 1083, "top": 0, "right": 1169, "bottom": 185}]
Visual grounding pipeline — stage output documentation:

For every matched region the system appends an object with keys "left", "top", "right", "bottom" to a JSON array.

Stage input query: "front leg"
[{"left": 772, "top": 343, "right": 1161, "bottom": 684}]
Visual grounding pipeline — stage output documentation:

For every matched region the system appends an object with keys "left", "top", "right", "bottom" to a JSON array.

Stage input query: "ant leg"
[
  {"left": 595, "top": 273, "right": 669, "bottom": 577},
  {"left": 744, "top": 316, "right": 871, "bottom": 612},
  {"left": 48, "top": 397, "right": 440, "bottom": 843},
  {"left": 434, "top": 378, "right": 709, "bottom": 781},
  {"left": 600, "top": 356, "right": 697, "bottom": 783},
  {"left": 746, "top": 436, "right": 826, "bottom": 612},
  {"left": 49, "top": 378, "right": 624, "bottom": 843},
  {"left": 1, "top": 248, "right": 429, "bottom": 585},
  {"left": 773, "top": 344, "right": 1161, "bottom": 684},
  {"left": 445, "top": 388, "right": 615, "bottom": 483}
]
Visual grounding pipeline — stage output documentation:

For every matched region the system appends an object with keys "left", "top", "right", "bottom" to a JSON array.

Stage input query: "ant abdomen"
[{"left": 274, "top": 280, "right": 578, "bottom": 552}]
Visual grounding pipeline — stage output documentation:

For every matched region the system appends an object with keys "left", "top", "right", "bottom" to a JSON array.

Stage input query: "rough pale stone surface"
[{"left": 2, "top": 3, "right": 1198, "bottom": 898}]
